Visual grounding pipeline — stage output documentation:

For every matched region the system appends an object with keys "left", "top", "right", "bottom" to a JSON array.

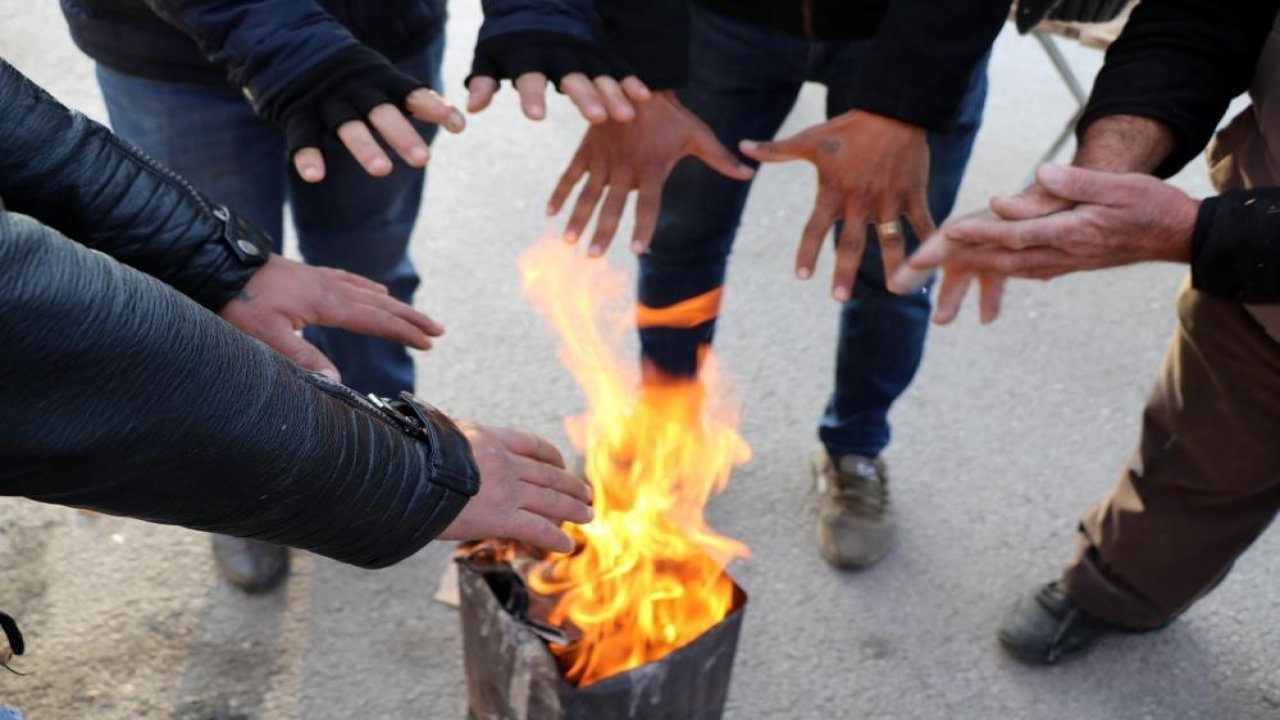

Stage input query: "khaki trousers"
[{"left": 1062, "top": 279, "right": 1280, "bottom": 628}]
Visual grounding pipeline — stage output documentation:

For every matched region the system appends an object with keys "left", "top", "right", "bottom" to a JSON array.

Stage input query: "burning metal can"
[{"left": 458, "top": 547, "right": 747, "bottom": 720}]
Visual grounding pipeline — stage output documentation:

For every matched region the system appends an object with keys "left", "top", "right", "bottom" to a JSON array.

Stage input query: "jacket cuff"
[{"left": 1191, "top": 188, "right": 1280, "bottom": 303}]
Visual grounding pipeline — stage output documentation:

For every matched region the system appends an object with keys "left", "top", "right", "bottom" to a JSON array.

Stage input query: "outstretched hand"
[
  {"left": 440, "top": 425, "right": 595, "bottom": 553},
  {"left": 740, "top": 110, "right": 932, "bottom": 301},
  {"left": 219, "top": 254, "right": 444, "bottom": 381},
  {"left": 892, "top": 164, "right": 1200, "bottom": 324},
  {"left": 547, "top": 91, "right": 754, "bottom": 256}
]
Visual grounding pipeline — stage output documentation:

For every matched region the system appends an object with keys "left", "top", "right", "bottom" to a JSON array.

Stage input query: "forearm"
[
  {"left": 1077, "top": 0, "right": 1279, "bottom": 177},
  {"left": 0, "top": 209, "right": 477, "bottom": 568},
  {"left": 0, "top": 60, "right": 267, "bottom": 311},
  {"left": 1072, "top": 114, "right": 1178, "bottom": 174}
]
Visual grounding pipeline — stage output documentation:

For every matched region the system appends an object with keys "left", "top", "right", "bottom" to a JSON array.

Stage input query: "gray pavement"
[{"left": 2, "top": 2, "right": 1278, "bottom": 718}]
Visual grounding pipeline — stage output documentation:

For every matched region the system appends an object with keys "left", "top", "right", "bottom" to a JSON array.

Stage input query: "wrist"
[{"left": 1073, "top": 115, "right": 1176, "bottom": 174}]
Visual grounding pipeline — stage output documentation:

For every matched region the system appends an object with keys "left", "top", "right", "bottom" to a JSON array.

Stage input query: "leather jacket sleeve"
[
  {"left": 0, "top": 59, "right": 270, "bottom": 311},
  {"left": 0, "top": 205, "right": 479, "bottom": 569}
]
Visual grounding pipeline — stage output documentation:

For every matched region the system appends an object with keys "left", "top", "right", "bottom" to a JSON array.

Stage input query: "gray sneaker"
[{"left": 814, "top": 451, "right": 896, "bottom": 569}]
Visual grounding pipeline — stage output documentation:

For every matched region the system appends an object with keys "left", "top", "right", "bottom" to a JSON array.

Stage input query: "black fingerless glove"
[
  {"left": 1191, "top": 188, "right": 1280, "bottom": 304},
  {"left": 1015, "top": 0, "right": 1129, "bottom": 33},
  {"left": 262, "top": 46, "right": 427, "bottom": 157},
  {"left": 466, "top": 31, "right": 625, "bottom": 90}
]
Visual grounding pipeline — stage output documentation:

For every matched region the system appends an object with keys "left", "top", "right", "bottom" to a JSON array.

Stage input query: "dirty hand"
[
  {"left": 893, "top": 164, "right": 1200, "bottom": 324},
  {"left": 740, "top": 110, "right": 932, "bottom": 301},
  {"left": 548, "top": 90, "right": 754, "bottom": 255},
  {"left": 439, "top": 425, "right": 595, "bottom": 553},
  {"left": 267, "top": 46, "right": 466, "bottom": 184},
  {"left": 219, "top": 254, "right": 444, "bottom": 381},
  {"left": 466, "top": 32, "right": 650, "bottom": 123}
]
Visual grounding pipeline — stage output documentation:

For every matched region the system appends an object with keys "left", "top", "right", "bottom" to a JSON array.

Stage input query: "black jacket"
[
  {"left": 0, "top": 59, "right": 478, "bottom": 567},
  {"left": 480, "top": 0, "right": 1007, "bottom": 132},
  {"left": 59, "top": 0, "right": 445, "bottom": 108}
]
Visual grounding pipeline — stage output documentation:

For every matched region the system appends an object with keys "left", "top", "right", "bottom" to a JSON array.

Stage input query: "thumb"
[
  {"left": 739, "top": 134, "right": 809, "bottom": 163},
  {"left": 1034, "top": 163, "right": 1117, "bottom": 205},
  {"left": 692, "top": 130, "right": 754, "bottom": 181},
  {"left": 274, "top": 330, "right": 341, "bottom": 382}
]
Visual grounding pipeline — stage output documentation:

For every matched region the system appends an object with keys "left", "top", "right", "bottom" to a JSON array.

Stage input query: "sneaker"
[
  {"left": 998, "top": 581, "right": 1156, "bottom": 665},
  {"left": 211, "top": 535, "right": 290, "bottom": 594},
  {"left": 814, "top": 451, "right": 896, "bottom": 569}
]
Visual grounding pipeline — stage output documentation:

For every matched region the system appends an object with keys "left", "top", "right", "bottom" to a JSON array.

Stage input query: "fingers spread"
[
  {"left": 978, "top": 273, "right": 1005, "bottom": 325},
  {"left": 548, "top": 148, "right": 589, "bottom": 217},
  {"left": 630, "top": 183, "right": 662, "bottom": 253},
  {"left": 692, "top": 129, "right": 753, "bottom": 181},
  {"left": 933, "top": 267, "right": 975, "bottom": 325},
  {"left": 466, "top": 75, "right": 499, "bottom": 114},
  {"left": 832, "top": 214, "right": 867, "bottom": 302},
  {"left": 514, "top": 72, "right": 549, "bottom": 120},
  {"left": 564, "top": 163, "right": 607, "bottom": 243},
  {"left": 559, "top": 73, "right": 607, "bottom": 123},
  {"left": 406, "top": 88, "right": 465, "bottom": 133},
  {"left": 337, "top": 120, "right": 392, "bottom": 176},
  {"left": 293, "top": 147, "right": 326, "bottom": 183},
  {"left": 795, "top": 199, "right": 837, "bottom": 280},
  {"left": 588, "top": 181, "right": 633, "bottom": 257},
  {"left": 367, "top": 103, "right": 430, "bottom": 167}
]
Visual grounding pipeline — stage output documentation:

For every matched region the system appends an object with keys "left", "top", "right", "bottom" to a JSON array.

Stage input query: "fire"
[{"left": 516, "top": 235, "right": 751, "bottom": 687}]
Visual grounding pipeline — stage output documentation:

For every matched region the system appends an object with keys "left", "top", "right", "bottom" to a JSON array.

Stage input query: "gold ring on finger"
[{"left": 876, "top": 220, "right": 904, "bottom": 238}]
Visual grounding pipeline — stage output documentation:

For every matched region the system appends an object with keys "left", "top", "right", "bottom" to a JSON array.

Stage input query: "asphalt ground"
[{"left": 1, "top": 2, "right": 1277, "bottom": 718}]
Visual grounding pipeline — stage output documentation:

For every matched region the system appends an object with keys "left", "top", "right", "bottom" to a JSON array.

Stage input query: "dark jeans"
[
  {"left": 95, "top": 39, "right": 444, "bottom": 397},
  {"left": 639, "top": 7, "right": 988, "bottom": 458}
]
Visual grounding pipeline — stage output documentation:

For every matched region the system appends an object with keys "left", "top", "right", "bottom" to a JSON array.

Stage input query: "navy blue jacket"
[{"left": 60, "top": 0, "right": 445, "bottom": 113}]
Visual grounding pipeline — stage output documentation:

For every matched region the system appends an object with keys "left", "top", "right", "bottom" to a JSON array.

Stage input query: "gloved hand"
[
  {"left": 466, "top": 31, "right": 650, "bottom": 123},
  {"left": 263, "top": 46, "right": 466, "bottom": 183}
]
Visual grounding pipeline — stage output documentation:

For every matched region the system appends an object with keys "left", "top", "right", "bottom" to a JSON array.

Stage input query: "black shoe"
[
  {"left": 998, "top": 581, "right": 1153, "bottom": 665},
  {"left": 211, "top": 535, "right": 290, "bottom": 594},
  {"left": 813, "top": 451, "right": 896, "bottom": 569}
]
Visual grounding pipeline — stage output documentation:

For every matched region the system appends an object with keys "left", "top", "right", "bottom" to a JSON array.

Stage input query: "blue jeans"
[
  {"left": 638, "top": 7, "right": 987, "bottom": 459},
  {"left": 95, "top": 39, "right": 444, "bottom": 397}
]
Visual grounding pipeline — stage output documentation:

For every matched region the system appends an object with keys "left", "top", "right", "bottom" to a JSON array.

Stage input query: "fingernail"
[
  {"left": 585, "top": 507, "right": 595, "bottom": 522},
  {"left": 588, "top": 245, "right": 603, "bottom": 258},
  {"left": 564, "top": 231, "right": 578, "bottom": 244},
  {"left": 796, "top": 267, "right": 811, "bottom": 280},
  {"left": 546, "top": 204, "right": 557, "bottom": 216},
  {"left": 1038, "top": 163, "right": 1067, "bottom": 185},
  {"left": 320, "top": 368, "right": 341, "bottom": 382},
  {"left": 741, "top": 140, "right": 758, "bottom": 151},
  {"left": 370, "top": 158, "right": 390, "bottom": 173},
  {"left": 448, "top": 112, "right": 465, "bottom": 131},
  {"left": 833, "top": 286, "right": 850, "bottom": 302},
  {"left": 301, "top": 166, "right": 322, "bottom": 182},
  {"left": 631, "top": 241, "right": 645, "bottom": 254},
  {"left": 410, "top": 146, "right": 429, "bottom": 164}
]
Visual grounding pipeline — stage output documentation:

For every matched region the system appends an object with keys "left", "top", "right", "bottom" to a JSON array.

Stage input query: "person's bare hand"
[
  {"left": 439, "top": 425, "right": 595, "bottom": 553},
  {"left": 548, "top": 91, "right": 754, "bottom": 255},
  {"left": 293, "top": 88, "right": 466, "bottom": 183},
  {"left": 219, "top": 254, "right": 444, "bottom": 381},
  {"left": 468, "top": 72, "right": 651, "bottom": 124},
  {"left": 892, "top": 164, "right": 1201, "bottom": 324},
  {"left": 740, "top": 110, "right": 932, "bottom": 301}
]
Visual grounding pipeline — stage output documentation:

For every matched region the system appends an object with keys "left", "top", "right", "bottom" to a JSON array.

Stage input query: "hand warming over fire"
[
  {"left": 740, "top": 110, "right": 933, "bottom": 302},
  {"left": 547, "top": 91, "right": 754, "bottom": 257},
  {"left": 439, "top": 424, "right": 594, "bottom": 554},
  {"left": 218, "top": 254, "right": 444, "bottom": 382},
  {"left": 890, "top": 164, "right": 1200, "bottom": 324}
]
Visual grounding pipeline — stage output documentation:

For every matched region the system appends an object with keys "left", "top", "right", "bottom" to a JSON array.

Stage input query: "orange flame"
[{"left": 517, "top": 235, "right": 751, "bottom": 687}]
